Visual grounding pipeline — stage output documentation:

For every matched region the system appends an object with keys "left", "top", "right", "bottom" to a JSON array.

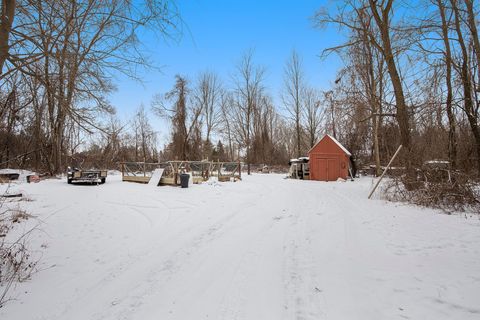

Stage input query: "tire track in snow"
[
  {"left": 117, "top": 177, "right": 280, "bottom": 320},
  {"left": 65, "top": 187, "right": 271, "bottom": 320},
  {"left": 217, "top": 206, "right": 287, "bottom": 318},
  {"left": 281, "top": 182, "right": 326, "bottom": 320},
  {"left": 46, "top": 192, "right": 247, "bottom": 319}
]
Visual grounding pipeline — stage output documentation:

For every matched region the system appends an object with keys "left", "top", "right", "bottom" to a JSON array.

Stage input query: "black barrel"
[{"left": 180, "top": 173, "right": 190, "bottom": 188}]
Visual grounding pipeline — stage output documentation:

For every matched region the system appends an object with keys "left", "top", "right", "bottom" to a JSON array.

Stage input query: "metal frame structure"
[{"left": 120, "top": 161, "right": 242, "bottom": 185}]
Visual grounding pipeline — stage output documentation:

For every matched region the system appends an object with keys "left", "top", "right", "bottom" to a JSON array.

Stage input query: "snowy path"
[{"left": 1, "top": 174, "right": 479, "bottom": 320}]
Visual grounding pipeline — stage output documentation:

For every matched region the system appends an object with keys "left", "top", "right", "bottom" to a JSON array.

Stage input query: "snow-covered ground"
[{"left": 1, "top": 173, "right": 479, "bottom": 320}]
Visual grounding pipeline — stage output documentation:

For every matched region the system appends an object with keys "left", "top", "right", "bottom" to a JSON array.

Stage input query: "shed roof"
[{"left": 308, "top": 134, "right": 352, "bottom": 156}]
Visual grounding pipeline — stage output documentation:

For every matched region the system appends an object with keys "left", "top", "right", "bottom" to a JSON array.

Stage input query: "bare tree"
[
  {"left": 303, "top": 87, "right": 323, "bottom": 149},
  {"left": 194, "top": 71, "right": 222, "bottom": 158},
  {"left": 465, "top": 0, "right": 480, "bottom": 76},
  {"left": 219, "top": 90, "right": 236, "bottom": 161},
  {"left": 354, "top": 8, "right": 387, "bottom": 176},
  {"left": 153, "top": 75, "right": 203, "bottom": 160},
  {"left": 451, "top": 0, "right": 480, "bottom": 172},
  {"left": 324, "top": 90, "right": 338, "bottom": 139},
  {"left": 133, "top": 105, "right": 157, "bottom": 163},
  {"left": 435, "top": 0, "right": 457, "bottom": 169},
  {"left": 231, "top": 50, "right": 265, "bottom": 174},
  {"left": 366, "top": 0, "right": 412, "bottom": 170},
  {"left": 283, "top": 50, "right": 305, "bottom": 157}
]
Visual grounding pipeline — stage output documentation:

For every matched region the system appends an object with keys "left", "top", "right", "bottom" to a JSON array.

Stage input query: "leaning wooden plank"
[
  {"left": 148, "top": 168, "right": 165, "bottom": 187},
  {"left": 368, "top": 145, "right": 403, "bottom": 199}
]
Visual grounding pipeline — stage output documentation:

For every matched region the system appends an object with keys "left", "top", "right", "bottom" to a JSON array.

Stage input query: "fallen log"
[{"left": 1, "top": 193, "right": 22, "bottom": 198}]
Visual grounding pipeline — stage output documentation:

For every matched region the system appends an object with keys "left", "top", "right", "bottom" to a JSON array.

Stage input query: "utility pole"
[{"left": 326, "top": 90, "right": 336, "bottom": 139}]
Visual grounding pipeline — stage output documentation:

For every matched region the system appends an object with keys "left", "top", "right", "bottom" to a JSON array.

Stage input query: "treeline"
[
  {"left": 89, "top": 51, "right": 324, "bottom": 172},
  {"left": 151, "top": 52, "right": 318, "bottom": 173},
  {"left": 0, "top": 0, "right": 180, "bottom": 173},
  {"left": 1, "top": 0, "right": 480, "bottom": 179}
]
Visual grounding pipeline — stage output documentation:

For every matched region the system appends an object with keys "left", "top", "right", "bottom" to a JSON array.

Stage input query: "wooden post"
[
  {"left": 368, "top": 145, "right": 403, "bottom": 199},
  {"left": 238, "top": 160, "right": 241, "bottom": 180},
  {"left": 348, "top": 168, "right": 354, "bottom": 181},
  {"left": 173, "top": 162, "right": 178, "bottom": 186}
]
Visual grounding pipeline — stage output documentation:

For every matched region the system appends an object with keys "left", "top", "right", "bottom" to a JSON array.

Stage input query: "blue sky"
[{"left": 108, "top": 0, "right": 344, "bottom": 145}]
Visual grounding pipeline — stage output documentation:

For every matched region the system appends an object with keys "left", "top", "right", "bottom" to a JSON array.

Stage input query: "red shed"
[{"left": 308, "top": 134, "right": 351, "bottom": 181}]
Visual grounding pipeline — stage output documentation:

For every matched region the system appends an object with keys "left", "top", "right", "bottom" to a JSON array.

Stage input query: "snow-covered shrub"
[
  {"left": 0, "top": 193, "right": 37, "bottom": 308},
  {"left": 384, "top": 171, "right": 480, "bottom": 213}
]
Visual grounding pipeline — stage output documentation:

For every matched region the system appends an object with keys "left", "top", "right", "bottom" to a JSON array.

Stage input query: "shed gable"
[{"left": 309, "top": 135, "right": 351, "bottom": 156}]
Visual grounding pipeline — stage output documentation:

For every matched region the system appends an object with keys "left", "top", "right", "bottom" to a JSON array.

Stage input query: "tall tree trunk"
[
  {"left": 309, "top": 124, "right": 315, "bottom": 148},
  {"left": 135, "top": 128, "right": 138, "bottom": 162},
  {"left": 296, "top": 117, "right": 301, "bottom": 157},
  {"left": 437, "top": 0, "right": 457, "bottom": 169},
  {"left": 295, "top": 85, "right": 301, "bottom": 157},
  {"left": 465, "top": 0, "right": 480, "bottom": 76},
  {"left": 360, "top": 15, "right": 382, "bottom": 176},
  {"left": 0, "top": 0, "right": 15, "bottom": 75},
  {"left": 368, "top": 0, "right": 412, "bottom": 171},
  {"left": 246, "top": 125, "right": 251, "bottom": 175},
  {"left": 373, "top": 114, "right": 381, "bottom": 176},
  {"left": 452, "top": 0, "right": 480, "bottom": 172},
  {"left": 32, "top": 94, "right": 44, "bottom": 171},
  {"left": 328, "top": 93, "right": 337, "bottom": 139}
]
